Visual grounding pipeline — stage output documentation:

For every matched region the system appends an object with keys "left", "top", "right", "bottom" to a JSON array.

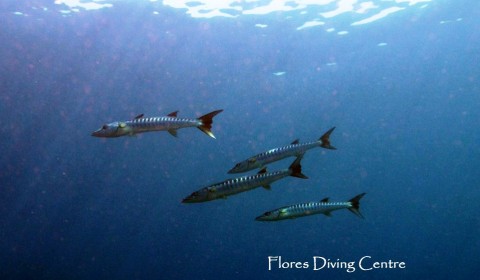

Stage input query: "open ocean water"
[{"left": 1, "top": 0, "right": 479, "bottom": 279}]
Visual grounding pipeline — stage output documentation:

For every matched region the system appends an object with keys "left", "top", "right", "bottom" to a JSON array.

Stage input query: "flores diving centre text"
[{"left": 268, "top": 256, "right": 406, "bottom": 273}]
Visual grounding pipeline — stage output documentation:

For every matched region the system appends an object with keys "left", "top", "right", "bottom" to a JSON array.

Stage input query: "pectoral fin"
[
  {"left": 262, "top": 185, "right": 271, "bottom": 190},
  {"left": 168, "top": 129, "right": 178, "bottom": 137}
]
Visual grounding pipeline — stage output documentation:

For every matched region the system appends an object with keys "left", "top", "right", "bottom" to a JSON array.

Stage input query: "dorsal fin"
[
  {"left": 167, "top": 111, "right": 178, "bottom": 117},
  {"left": 320, "top": 197, "right": 329, "bottom": 203},
  {"left": 134, "top": 114, "right": 144, "bottom": 119},
  {"left": 257, "top": 167, "right": 267, "bottom": 174},
  {"left": 291, "top": 139, "right": 300, "bottom": 145}
]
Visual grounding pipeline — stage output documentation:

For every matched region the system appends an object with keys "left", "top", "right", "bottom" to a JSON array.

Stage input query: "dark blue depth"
[{"left": 1, "top": 1, "right": 479, "bottom": 279}]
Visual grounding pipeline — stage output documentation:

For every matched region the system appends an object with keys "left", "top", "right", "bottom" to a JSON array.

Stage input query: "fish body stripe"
[
  {"left": 255, "top": 141, "right": 320, "bottom": 165},
  {"left": 209, "top": 170, "right": 289, "bottom": 197},
  {"left": 282, "top": 202, "right": 351, "bottom": 217},
  {"left": 259, "top": 141, "right": 319, "bottom": 161},
  {"left": 127, "top": 117, "right": 200, "bottom": 132},
  {"left": 186, "top": 170, "right": 290, "bottom": 202}
]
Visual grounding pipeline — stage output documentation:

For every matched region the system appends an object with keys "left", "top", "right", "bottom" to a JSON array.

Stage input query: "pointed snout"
[
  {"left": 255, "top": 215, "right": 267, "bottom": 221},
  {"left": 181, "top": 195, "right": 197, "bottom": 204}
]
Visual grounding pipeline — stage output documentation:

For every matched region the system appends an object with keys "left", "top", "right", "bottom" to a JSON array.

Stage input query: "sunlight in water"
[
  {"left": 54, "top": 0, "right": 113, "bottom": 11},
  {"left": 54, "top": 0, "right": 433, "bottom": 31},
  {"left": 161, "top": 0, "right": 432, "bottom": 21}
]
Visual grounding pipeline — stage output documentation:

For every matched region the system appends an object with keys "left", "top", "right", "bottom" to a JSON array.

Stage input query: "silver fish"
[
  {"left": 182, "top": 157, "right": 307, "bottom": 203},
  {"left": 228, "top": 127, "right": 336, "bottom": 173},
  {"left": 255, "top": 193, "right": 365, "bottom": 221},
  {"left": 91, "top": 110, "right": 223, "bottom": 139}
]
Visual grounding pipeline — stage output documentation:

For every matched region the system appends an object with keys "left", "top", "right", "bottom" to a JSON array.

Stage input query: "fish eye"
[
  {"left": 102, "top": 124, "right": 108, "bottom": 130},
  {"left": 265, "top": 211, "right": 271, "bottom": 216}
]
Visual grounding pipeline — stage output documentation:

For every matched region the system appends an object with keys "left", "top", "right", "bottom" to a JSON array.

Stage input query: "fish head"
[
  {"left": 255, "top": 209, "right": 282, "bottom": 222},
  {"left": 182, "top": 188, "right": 211, "bottom": 203},
  {"left": 91, "top": 122, "right": 132, "bottom": 138},
  {"left": 228, "top": 157, "right": 259, "bottom": 174}
]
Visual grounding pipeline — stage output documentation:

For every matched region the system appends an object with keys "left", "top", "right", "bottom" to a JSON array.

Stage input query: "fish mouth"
[
  {"left": 255, "top": 216, "right": 264, "bottom": 221},
  {"left": 91, "top": 129, "right": 102, "bottom": 137}
]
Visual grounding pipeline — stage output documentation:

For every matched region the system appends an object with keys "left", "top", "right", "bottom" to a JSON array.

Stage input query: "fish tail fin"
[
  {"left": 197, "top": 109, "right": 223, "bottom": 139},
  {"left": 289, "top": 156, "right": 308, "bottom": 179},
  {"left": 319, "top": 127, "right": 336, "bottom": 150},
  {"left": 348, "top": 193, "right": 366, "bottom": 219}
]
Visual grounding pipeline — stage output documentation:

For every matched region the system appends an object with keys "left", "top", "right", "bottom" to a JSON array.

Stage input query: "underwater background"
[{"left": 1, "top": 0, "right": 479, "bottom": 279}]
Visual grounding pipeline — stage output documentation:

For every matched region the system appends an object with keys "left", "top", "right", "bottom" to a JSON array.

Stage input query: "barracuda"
[
  {"left": 255, "top": 193, "right": 366, "bottom": 222},
  {"left": 228, "top": 127, "right": 336, "bottom": 174},
  {"left": 182, "top": 157, "right": 307, "bottom": 203},
  {"left": 91, "top": 109, "right": 223, "bottom": 139}
]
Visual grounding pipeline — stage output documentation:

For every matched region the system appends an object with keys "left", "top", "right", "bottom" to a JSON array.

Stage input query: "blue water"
[{"left": 1, "top": 0, "right": 479, "bottom": 279}]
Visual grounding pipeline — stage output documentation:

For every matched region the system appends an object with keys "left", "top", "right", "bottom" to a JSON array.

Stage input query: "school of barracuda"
[{"left": 92, "top": 110, "right": 365, "bottom": 222}]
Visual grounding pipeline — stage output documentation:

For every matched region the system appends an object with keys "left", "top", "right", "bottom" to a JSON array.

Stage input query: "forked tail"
[
  {"left": 319, "top": 127, "right": 336, "bottom": 150},
  {"left": 197, "top": 109, "right": 223, "bottom": 139},
  {"left": 348, "top": 193, "right": 366, "bottom": 219},
  {"left": 288, "top": 156, "right": 308, "bottom": 179}
]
